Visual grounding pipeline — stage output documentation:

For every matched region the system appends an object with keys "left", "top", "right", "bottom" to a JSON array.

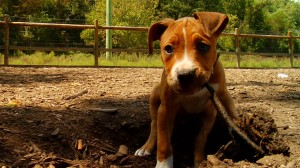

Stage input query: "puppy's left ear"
[{"left": 193, "top": 12, "right": 228, "bottom": 37}]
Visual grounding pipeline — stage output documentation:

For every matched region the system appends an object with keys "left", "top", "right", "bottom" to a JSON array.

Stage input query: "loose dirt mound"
[{"left": 0, "top": 67, "right": 299, "bottom": 167}]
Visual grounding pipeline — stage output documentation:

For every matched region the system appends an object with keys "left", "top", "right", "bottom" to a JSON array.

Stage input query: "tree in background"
[
  {"left": 81, "top": 0, "right": 156, "bottom": 49},
  {"left": 0, "top": 0, "right": 90, "bottom": 49},
  {"left": 0, "top": 0, "right": 299, "bottom": 53}
]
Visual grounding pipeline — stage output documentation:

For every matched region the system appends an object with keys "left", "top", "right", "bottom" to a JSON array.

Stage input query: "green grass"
[
  {"left": 220, "top": 54, "right": 300, "bottom": 68},
  {"left": 98, "top": 53, "right": 163, "bottom": 67},
  {"left": 0, "top": 51, "right": 299, "bottom": 68},
  {"left": 0, "top": 51, "right": 163, "bottom": 67},
  {"left": 7, "top": 51, "right": 95, "bottom": 66}
]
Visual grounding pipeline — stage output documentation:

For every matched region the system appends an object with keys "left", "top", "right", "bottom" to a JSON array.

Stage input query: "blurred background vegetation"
[{"left": 0, "top": 0, "right": 300, "bottom": 59}]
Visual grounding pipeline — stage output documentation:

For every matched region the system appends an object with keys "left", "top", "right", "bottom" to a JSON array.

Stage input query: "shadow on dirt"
[
  {"left": 0, "top": 93, "right": 238, "bottom": 167},
  {"left": 0, "top": 73, "right": 68, "bottom": 85},
  {"left": 0, "top": 94, "right": 155, "bottom": 166}
]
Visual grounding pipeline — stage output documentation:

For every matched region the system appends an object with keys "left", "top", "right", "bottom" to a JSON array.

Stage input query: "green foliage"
[
  {"left": 0, "top": 0, "right": 300, "bottom": 56},
  {"left": 81, "top": 0, "right": 156, "bottom": 49}
]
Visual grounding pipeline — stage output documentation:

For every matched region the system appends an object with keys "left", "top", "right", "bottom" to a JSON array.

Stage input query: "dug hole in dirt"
[{"left": 0, "top": 67, "right": 299, "bottom": 168}]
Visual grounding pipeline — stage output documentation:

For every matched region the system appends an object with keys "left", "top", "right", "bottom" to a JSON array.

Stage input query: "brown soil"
[{"left": 0, "top": 67, "right": 299, "bottom": 168}]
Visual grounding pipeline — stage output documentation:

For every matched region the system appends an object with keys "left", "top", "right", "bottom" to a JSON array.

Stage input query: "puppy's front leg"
[
  {"left": 135, "top": 85, "right": 161, "bottom": 156},
  {"left": 156, "top": 103, "right": 177, "bottom": 168},
  {"left": 194, "top": 102, "right": 217, "bottom": 167}
]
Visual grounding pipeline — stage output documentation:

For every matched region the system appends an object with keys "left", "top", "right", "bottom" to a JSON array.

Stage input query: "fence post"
[
  {"left": 235, "top": 28, "right": 241, "bottom": 68},
  {"left": 288, "top": 31, "right": 294, "bottom": 68},
  {"left": 4, "top": 15, "right": 10, "bottom": 65},
  {"left": 94, "top": 20, "right": 99, "bottom": 66},
  {"left": 105, "top": 0, "right": 112, "bottom": 59}
]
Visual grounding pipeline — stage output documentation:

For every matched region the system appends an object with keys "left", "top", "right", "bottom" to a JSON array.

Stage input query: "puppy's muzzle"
[{"left": 177, "top": 69, "right": 196, "bottom": 87}]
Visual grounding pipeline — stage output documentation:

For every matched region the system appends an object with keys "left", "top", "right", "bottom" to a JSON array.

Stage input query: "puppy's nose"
[{"left": 177, "top": 70, "right": 196, "bottom": 86}]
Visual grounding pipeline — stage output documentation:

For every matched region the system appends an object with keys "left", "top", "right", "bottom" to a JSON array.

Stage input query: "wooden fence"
[{"left": 0, "top": 15, "right": 300, "bottom": 68}]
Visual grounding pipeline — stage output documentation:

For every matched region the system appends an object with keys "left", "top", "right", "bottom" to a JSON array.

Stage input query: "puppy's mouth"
[{"left": 171, "top": 73, "right": 211, "bottom": 95}]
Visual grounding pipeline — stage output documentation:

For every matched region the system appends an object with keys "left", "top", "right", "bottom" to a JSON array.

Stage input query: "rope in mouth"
[{"left": 204, "top": 83, "right": 265, "bottom": 154}]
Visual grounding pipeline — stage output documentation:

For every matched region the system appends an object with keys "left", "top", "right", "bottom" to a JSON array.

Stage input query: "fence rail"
[{"left": 0, "top": 15, "right": 299, "bottom": 68}]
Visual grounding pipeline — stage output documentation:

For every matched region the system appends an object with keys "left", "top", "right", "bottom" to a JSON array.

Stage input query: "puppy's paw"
[
  {"left": 156, "top": 155, "right": 173, "bottom": 168},
  {"left": 134, "top": 148, "right": 151, "bottom": 156}
]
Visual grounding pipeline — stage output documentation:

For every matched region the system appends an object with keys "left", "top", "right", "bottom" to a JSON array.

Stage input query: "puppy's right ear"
[{"left": 148, "top": 18, "right": 175, "bottom": 55}]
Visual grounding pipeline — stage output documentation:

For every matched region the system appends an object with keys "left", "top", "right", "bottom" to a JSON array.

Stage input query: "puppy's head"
[{"left": 149, "top": 12, "right": 228, "bottom": 94}]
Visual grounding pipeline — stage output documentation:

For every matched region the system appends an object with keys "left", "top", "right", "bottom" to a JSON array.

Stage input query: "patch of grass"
[
  {"left": 9, "top": 51, "right": 94, "bottom": 66},
  {"left": 2, "top": 51, "right": 299, "bottom": 68},
  {"left": 219, "top": 54, "right": 300, "bottom": 68},
  {"left": 0, "top": 53, "right": 3, "bottom": 64},
  {"left": 98, "top": 53, "right": 163, "bottom": 67},
  {"left": 7, "top": 51, "right": 163, "bottom": 67},
  {"left": 240, "top": 55, "right": 293, "bottom": 68},
  {"left": 219, "top": 55, "right": 238, "bottom": 68}
]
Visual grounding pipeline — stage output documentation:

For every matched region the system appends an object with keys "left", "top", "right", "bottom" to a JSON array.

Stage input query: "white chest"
[{"left": 178, "top": 84, "right": 218, "bottom": 113}]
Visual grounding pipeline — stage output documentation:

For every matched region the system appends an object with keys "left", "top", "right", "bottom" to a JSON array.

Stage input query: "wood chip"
[
  {"left": 109, "top": 165, "right": 119, "bottom": 168},
  {"left": 99, "top": 156, "right": 104, "bottom": 165},
  {"left": 99, "top": 147, "right": 116, "bottom": 154},
  {"left": 24, "top": 153, "right": 38, "bottom": 158},
  {"left": 89, "top": 108, "right": 118, "bottom": 114},
  {"left": 51, "top": 128, "right": 60, "bottom": 136},
  {"left": 64, "top": 89, "right": 88, "bottom": 100},
  {"left": 77, "top": 139, "right": 83, "bottom": 150}
]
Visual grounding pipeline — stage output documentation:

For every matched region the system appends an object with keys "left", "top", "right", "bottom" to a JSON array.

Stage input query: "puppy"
[{"left": 135, "top": 12, "right": 238, "bottom": 168}]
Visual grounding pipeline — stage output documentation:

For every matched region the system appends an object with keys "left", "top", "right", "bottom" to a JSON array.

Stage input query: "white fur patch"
[
  {"left": 212, "top": 83, "right": 219, "bottom": 91},
  {"left": 181, "top": 83, "right": 219, "bottom": 113},
  {"left": 190, "top": 83, "right": 219, "bottom": 98},
  {"left": 170, "top": 27, "right": 196, "bottom": 83},
  {"left": 156, "top": 155, "right": 173, "bottom": 168},
  {"left": 134, "top": 148, "right": 151, "bottom": 156}
]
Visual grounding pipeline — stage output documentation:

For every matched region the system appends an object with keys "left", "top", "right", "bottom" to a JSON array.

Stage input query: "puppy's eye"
[
  {"left": 164, "top": 45, "right": 174, "bottom": 55},
  {"left": 196, "top": 42, "right": 210, "bottom": 53}
]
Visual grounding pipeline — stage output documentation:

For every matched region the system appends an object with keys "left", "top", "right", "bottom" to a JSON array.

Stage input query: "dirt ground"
[{"left": 0, "top": 67, "right": 299, "bottom": 168}]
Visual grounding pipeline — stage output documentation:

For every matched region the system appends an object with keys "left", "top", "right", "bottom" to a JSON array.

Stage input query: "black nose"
[{"left": 177, "top": 70, "right": 196, "bottom": 86}]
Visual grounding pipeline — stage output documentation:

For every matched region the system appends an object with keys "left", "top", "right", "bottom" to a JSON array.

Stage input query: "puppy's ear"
[
  {"left": 193, "top": 12, "right": 228, "bottom": 37},
  {"left": 148, "top": 18, "right": 175, "bottom": 55}
]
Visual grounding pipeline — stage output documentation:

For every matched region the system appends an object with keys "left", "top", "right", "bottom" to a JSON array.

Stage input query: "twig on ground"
[{"left": 64, "top": 89, "right": 88, "bottom": 100}]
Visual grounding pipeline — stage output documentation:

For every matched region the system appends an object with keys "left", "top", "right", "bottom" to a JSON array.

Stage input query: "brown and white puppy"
[{"left": 135, "top": 12, "right": 238, "bottom": 168}]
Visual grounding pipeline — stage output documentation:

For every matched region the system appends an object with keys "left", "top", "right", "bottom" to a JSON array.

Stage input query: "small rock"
[
  {"left": 118, "top": 145, "right": 128, "bottom": 155},
  {"left": 207, "top": 155, "right": 220, "bottom": 166},
  {"left": 277, "top": 73, "right": 288, "bottom": 78},
  {"left": 256, "top": 154, "right": 287, "bottom": 167},
  {"left": 47, "top": 164, "right": 55, "bottom": 168},
  {"left": 106, "top": 154, "right": 118, "bottom": 161},
  {"left": 33, "top": 165, "right": 43, "bottom": 168}
]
